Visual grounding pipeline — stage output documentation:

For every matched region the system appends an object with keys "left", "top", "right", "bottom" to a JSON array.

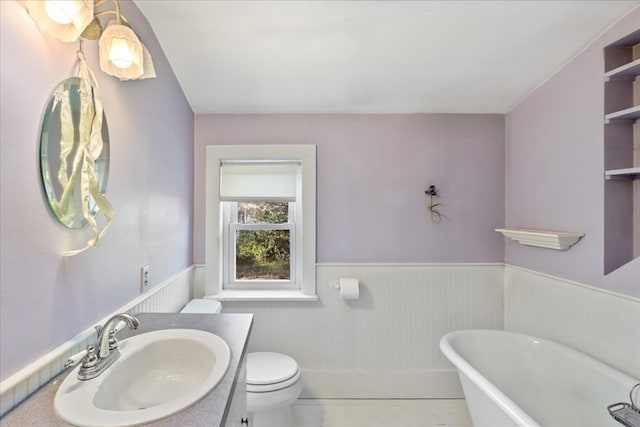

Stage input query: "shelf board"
[
  {"left": 605, "top": 167, "right": 640, "bottom": 180},
  {"left": 605, "top": 58, "right": 640, "bottom": 81},
  {"left": 605, "top": 105, "right": 640, "bottom": 123},
  {"left": 495, "top": 228, "right": 585, "bottom": 251}
]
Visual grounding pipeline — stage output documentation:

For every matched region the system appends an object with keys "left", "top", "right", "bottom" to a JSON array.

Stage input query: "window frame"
[
  {"left": 205, "top": 145, "right": 317, "bottom": 300},
  {"left": 223, "top": 201, "right": 298, "bottom": 289}
]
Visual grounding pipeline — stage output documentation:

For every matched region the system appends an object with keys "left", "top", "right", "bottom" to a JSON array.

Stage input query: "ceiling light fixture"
[{"left": 26, "top": 0, "right": 155, "bottom": 80}]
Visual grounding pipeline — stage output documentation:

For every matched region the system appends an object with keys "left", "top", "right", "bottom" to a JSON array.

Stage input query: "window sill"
[{"left": 206, "top": 290, "right": 318, "bottom": 302}]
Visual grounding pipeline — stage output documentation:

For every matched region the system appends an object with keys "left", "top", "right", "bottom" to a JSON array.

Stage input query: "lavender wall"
[
  {"left": 194, "top": 114, "right": 505, "bottom": 263},
  {"left": 0, "top": 1, "right": 194, "bottom": 381},
  {"left": 506, "top": 9, "right": 640, "bottom": 297}
]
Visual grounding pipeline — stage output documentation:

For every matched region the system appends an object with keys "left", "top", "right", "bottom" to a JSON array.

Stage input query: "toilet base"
[
  {"left": 249, "top": 407, "right": 294, "bottom": 427},
  {"left": 246, "top": 379, "right": 302, "bottom": 427}
]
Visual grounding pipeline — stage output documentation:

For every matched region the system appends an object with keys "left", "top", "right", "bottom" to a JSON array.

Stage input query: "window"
[
  {"left": 205, "top": 145, "right": 316, "bottom": 300},
  {"left": 230, "top": 201, "right": 292, "bottom": 283},
  {"left": 221, "top": 162, "right": 298, "bottom": 289}
]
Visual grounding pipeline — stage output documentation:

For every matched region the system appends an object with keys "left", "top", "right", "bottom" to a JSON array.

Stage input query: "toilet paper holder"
[
  {"left": 332, "top": 277, "right": 360, "bottom": 299},
  {"left": 332, "top": 278, "right": 358, "bottom": 289}
]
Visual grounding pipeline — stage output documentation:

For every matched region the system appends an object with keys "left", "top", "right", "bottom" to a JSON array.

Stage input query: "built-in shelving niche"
[{"left": 604, "top": 29, "right": 640, "bottom": 274}]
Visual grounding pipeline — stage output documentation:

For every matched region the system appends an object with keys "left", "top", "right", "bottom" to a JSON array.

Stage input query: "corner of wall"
[{"left": 503, "top": 264, "right": 640, "bottom": 378}]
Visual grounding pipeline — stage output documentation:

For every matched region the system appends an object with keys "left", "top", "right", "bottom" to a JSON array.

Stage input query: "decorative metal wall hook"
[
  {"left": 76, "top": 39, "right": 85, "bottom": 60},
  {"left": 425, "top": 185, "right": 443, "bottom": 223}
]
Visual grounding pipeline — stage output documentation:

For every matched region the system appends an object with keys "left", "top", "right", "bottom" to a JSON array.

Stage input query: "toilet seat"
[{"left": 247, "top": 352, "right": 301, "bottom": 393}]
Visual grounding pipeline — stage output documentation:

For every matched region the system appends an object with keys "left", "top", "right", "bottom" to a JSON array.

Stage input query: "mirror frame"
[{"left": 39, "top": 77, "right": 110, "bottom": 229}]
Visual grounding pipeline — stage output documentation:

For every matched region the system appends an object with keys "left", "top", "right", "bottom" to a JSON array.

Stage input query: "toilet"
[
  {"left": 180, "top": 299, "right": 303, "bottom": 427},
  {"left": 245, "top": 351, "right": 303, "bottom": 427}
]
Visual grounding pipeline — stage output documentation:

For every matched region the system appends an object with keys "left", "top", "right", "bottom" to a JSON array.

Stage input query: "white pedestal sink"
[{"left": 54, "top": 328, "right": 231, "bottom": 427}]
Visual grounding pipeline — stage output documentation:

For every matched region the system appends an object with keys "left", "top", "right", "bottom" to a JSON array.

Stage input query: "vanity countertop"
[{"left": 0, "top": 312, "right": 253, "bottom": 427}]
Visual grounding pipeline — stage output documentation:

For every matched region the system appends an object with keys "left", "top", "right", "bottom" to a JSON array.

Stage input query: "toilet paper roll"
[{"left": 339, "top": 277, "right": 359, "bottom": 300}]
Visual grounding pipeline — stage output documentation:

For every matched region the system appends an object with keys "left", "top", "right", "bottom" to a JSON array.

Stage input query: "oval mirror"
[{"left": 39, "top": 77, "right": 109, "bottom": 229}]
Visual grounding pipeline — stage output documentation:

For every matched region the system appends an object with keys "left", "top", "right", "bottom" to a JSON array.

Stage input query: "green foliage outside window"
[{"left": 236, "top": 202, "right": 290, "bottom": 280}]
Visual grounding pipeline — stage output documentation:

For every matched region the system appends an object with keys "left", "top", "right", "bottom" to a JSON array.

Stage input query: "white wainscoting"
[
  {"left": 205, "top": 263, "right": 505, "bottom": 399},
  {"left": 504, "top": 265, "right": 640, "bottom": 379},
  {"left": 5, "top": 262, "right": 636, "bottom": 417},
  {"left": 0, "top": 267, "right": 193, "bottom": 417}
]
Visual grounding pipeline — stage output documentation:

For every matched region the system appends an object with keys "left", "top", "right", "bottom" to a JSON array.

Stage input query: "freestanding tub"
[{"left": 440, "top": 329, "right": 639, "bottom": 427}]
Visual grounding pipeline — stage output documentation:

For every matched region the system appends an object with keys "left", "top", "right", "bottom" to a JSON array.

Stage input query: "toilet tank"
[{"left": 180, "top": 299, "right": 222, "bottom": 314}]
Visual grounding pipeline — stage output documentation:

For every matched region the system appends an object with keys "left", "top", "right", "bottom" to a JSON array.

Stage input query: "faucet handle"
[
  {"left": 65, "top": 345, "right": 97, "bottom": 369},
  {"left": 80, "top": 345, "right": 98, "bottom": 369},
  {"left": 113, "top": 320, "right": 128, "bottom": 333},
  {"left": 106, "top": 320, "right": 130, "bottom": 351},
  {"left": 64, "top": 348, "right": 88, "bottom": 369},
  {"left": 108, "top": 330, "right": 119, "bottom": 351}
]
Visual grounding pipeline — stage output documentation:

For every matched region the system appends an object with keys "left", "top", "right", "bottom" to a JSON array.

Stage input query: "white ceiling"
[{"left": 134, "top": 1, "right": 639, "bottom": 114}]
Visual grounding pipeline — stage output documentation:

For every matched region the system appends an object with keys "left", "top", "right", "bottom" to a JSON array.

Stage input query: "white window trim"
[
  {"left": 205, "top": 145, "right": 317, "bottom": 300},
  {"left": 224, "top": 202, "right": 297, "bottom": 289}
]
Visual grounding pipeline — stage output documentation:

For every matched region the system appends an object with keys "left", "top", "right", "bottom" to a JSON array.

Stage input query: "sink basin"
[{"left": 54, "top": 328, "right": 231, "bottom": 427}]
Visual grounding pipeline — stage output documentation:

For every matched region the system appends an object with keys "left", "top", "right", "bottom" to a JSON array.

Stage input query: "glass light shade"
[
  {"left": 109, "top": 38, "right": 135, "bottom": 69},
  {"left": 44, "top": 1, "right": 80, "bottom": 24},
  {"left": 26, "top": 0, "right": 93, "bottom": 42},
  {"left": 138, "top": 43, "right": 157, "bottom": 80},
  {"left": 99, "top": 21, "right": 143, "bottom": 80}
]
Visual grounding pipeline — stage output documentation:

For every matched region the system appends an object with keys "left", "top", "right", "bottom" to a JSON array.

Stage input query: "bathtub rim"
[
  {"left": 440, "top": 329, "right": 539, "bottom": 427},
  {"left": 440, "top": 329, "right": 640, "bottom": 427}
]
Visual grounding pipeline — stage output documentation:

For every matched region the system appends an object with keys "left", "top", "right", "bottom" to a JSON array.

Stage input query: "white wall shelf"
[
  {"left": 605, "top": 58, "right": 640, "bottom": 81},
  {"left": 605, "top": 167, "right": 640, "bottom": 180},
  {"left": 495, "top": 228, "right": 585, "bottom": 250},
  {"left": 604, "top": 105, "right": 640, "bottom": 123}
]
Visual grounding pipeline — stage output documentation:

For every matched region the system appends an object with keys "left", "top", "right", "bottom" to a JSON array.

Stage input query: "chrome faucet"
[
  {"left": 65, "top": 313, "right": 140, "bottom": 380},
  {"left": 95, "top": 313, "right": 140, "bottom": 358}
]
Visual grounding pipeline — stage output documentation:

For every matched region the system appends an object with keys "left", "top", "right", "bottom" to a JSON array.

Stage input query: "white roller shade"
[{"left": 220, "top": 161, "right": 300, "bottom": 202}]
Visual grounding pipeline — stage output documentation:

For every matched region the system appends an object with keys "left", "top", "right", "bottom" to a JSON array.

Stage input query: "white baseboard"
[{"left": 300, "top": 370, "right": 464, "bottom": 399}]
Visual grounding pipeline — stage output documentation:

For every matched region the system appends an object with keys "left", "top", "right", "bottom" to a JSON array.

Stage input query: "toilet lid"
[{"left": 247, "top": 352, "right": 299, "bottom": 385}]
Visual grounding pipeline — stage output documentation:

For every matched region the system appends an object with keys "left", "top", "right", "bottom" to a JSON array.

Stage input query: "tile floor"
[{"left": 290, "top": 399, "right": 473, "bottom": 427}]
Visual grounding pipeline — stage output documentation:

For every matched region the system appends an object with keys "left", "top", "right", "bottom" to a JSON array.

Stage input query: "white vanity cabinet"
[{"left": 224, "top": 354, "right": 248, "bottom": 427}]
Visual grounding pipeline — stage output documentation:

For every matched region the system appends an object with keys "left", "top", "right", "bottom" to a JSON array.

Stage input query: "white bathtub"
[{"left": 440, "top": 329, "right": 639, "bottom": 427}]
